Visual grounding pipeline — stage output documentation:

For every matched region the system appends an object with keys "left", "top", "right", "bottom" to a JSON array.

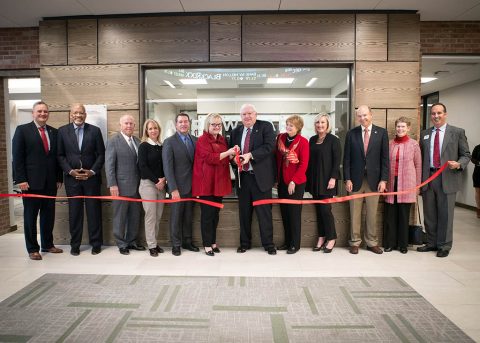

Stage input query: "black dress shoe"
[
  {"left": 400, "top": 247, "right": 408, "bottom": 254},
  {"left": 155, "top": 246, "right": 164, "bottom": 253},
  {"left": 384, "top": 247, "right": 393, "bottom": 252},
  {"left": 417, "top": 245, "right": 438, "bottom": 252},
  {"left": 119, "top": 247, "right": 130, "bottom": 255},
  {"left": 70, "top": 248, "right": 80, "bottom": 256},
  {"left": 172, "top": 246, "right": 181, "bottom": 256},
  {"left": 286, "top": 247, "right": 297, "bottom": 254},
  {"left": 127, "top": 245, "right": 146, "bottom": 251},
  {"left": 204, "top": 248, "right": 214, "bottom": 256},
  {"left": 237, "top": 246, "right": 247, "bottom": 253},
  {"left": 149, "top": 248, "right": 158, "bottom": 257},
  {"left": 436, "top": 249, "right": 449, "bottom": 258},
  {"left": 91, "top": 247, "right": 101, "bottom": 255},
  {"left": 267, "top": 247, "right": 277, "bottom": 255},
  {"left": 182, "top": 244, "right": 200, "bottom": 252},
  {"left": 212, "top": 247, "right": 220, "bottom": 253},
  {"left": 312, "top": 246, "right": 322, "bottom": 252},
  {"left": 277, "top": 245, "right": 288, "bottom": 250}
]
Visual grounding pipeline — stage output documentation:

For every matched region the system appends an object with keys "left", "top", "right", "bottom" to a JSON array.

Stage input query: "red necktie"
[
  {"left": 433, "top": 128, "right": 441, "bottom": 168},
  {"left": 39, "top": 127, "right": 49, "bottom": 154},
  {"left": 242, "top": 128, "right": 251, "bottom": 171},
  {"left": 363, "top": 128, "right": 370, "bottom": 155}
]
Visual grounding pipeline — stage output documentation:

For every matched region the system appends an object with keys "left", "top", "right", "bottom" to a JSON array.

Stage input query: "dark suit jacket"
[
  {"left": 12, "top": 121, "right": 62, "bottom": 191},
  {"left": 162, "top": 132, "right": 197, "bottom": 195},
  {"left": 229, "top": 120, "right": 276, "bottom": 193},
  {"left": 57, "top": 122, "right": 105, "bottom": 181},
  {"left": 420, "top": 124, "right": 471, "bottom": 194},
  {"left": 343, "top": 124, "right": 389, "bottom": 192}
]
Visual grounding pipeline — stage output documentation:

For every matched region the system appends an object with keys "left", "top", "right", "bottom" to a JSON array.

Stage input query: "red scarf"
[
  {"left": 277, "top": 134, "right": 299, "bottom": 166},
  {"left": 394, "top": 135, "right": 409, "bottom": 176}
]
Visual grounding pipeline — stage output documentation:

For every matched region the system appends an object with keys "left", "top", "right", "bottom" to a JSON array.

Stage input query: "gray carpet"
[{"left": 0, "top": 274, "right": 473, "bottom": 343}]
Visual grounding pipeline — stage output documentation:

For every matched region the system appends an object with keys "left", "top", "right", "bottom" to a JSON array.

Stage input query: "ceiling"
[{"left": 1, "top": 0, "right": 480, "bottom": 27}]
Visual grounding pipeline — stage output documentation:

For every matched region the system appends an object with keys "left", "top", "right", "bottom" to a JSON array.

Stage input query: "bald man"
[{"left": 105, "top": 115, "right": 144, "bottom": 255}]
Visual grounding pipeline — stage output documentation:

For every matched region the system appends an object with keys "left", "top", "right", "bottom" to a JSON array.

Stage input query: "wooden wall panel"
[
  {"left": 210, "top": 15, "right": 241, "bottom": 62},
  {"left": 45, "top": 111, "right": 69, "bottom": 130},
  {"left": 68, "top": 19, "right": 98, "bottom": 65},
  {"left": 243, "top": 14, "right": 355, "bottom": 61},
  {"left": 98, "top": 16, "right": 209, "bottom": 64},
  {"left": 41, "top": 64, "right": 139, "bottom": 111},
  {"left": 386, "top": 109, "right": 420, "bottom": 140},
  {"left": 388, "top": 14, "right": 420, "bottom": 61},
  {"left": 355, "top": 62, "right": 420, "bottom": 108},
  {"left": 39, "top": 20, "right": 67, "bottom": 66},
  {"left": 355, "top": 14, "right": 387, "bottom": 61}
]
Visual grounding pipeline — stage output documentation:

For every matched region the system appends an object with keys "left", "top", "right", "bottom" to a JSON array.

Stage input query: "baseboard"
[{"left": 455, "top": 202, "right": 476, "bottom": 211}]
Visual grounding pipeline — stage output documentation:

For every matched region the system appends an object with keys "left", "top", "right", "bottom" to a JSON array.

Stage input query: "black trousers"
[
  {"left": 383, "top": 177, "right": 411, "bottom": 249},
  {"left": 199, "top": 196, "right": 222, "bottom": 247},
  {"left": 313, "top": 195, "right": 337, "bottom": 241},
  {"left": 22, "top": 186, "right": 57, "bottom": 253},
  {"left": 237, "top": 173, "right": 274, "bottom": 249},
  {"left": 65, "top": 176, "right": 103, "bottom": 249},
  {"left": 278, "top": 181, "right": 305, "bottom": 250}
]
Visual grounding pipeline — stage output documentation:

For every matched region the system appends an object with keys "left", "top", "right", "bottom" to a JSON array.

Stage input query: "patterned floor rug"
[{"left": 0, "top": 274, "right": 474, "bottom": 343}]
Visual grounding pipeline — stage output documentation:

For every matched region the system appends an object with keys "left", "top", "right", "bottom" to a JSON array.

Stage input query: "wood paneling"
[
  {"left": 386, "top": 109, "right": 420, "bottom": 140},
  {"left": 355, "top": 14, "right": 387, "bottom": 61},
  {"left": 98, "top": 16, "right": 209, "bottom": 64},
  {"left": 242, "top": 14, "right": 355, "bottom": 61},
  {"left": 41, "top": 64, "right": 139, "bottom": 111},
  {"left": 39, "top": 20, "right": 67, "bottom": 66},
  {"left": 46, "top": 111, "right": 69, "bottom": 130},
  {"left": 68, "top": 19, "right": 97, "bottom": 65},
  {"left": 355, "top": 62, "right": 420, "bottom": 108},
  {"left": 107, "top": 110, "right": 140, "bottom": 138},
  {"left": 210, "top": 15, "right": 241, "bottom": 62},
  {"left": 388, "top": 14, "right": 420, "bottom": 61}
]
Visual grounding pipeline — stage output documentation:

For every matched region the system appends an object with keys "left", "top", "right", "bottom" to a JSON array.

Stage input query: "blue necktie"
[{"left": 184, "top": 135, "right": 194, "bottom": 158}]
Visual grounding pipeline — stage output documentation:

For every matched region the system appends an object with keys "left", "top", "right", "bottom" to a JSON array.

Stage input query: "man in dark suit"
[
  {"left": 418, "top": 103, "right": 471, "bottom": 257},
  {"left": 58, "top": 103, "right": 105, "bottom": 256},
  {"left": 105, "top": 114, "right": 144, "bottom": 255},
  {"left": 12, "top": 101, "right": 63, "bottom": 260},
  {"left": 344, "top": 105, "right": 389, "bottom": 255},
  {"left": 162, "top": 113, "right": 199, "bottom": 256},
  {"left": 229, "top": 104, "right": 277, "bottom": 255}
]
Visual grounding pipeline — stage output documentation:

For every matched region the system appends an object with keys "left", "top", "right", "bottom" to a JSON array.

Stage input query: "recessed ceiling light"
[
  {"left": 421, "top": 77, "right": 437, "bottom": 84},
  {"left": 164, "top": 80, "right": 176, "bottom": 88},
  {"left": 179, "top": 79, "right": 207, "bottom": 85},
  {"left": 267, "top": 78, "right": 294, "bottom": 84},
  {"left": 306, "top": 78, "right": 318, "bottom": 87}
]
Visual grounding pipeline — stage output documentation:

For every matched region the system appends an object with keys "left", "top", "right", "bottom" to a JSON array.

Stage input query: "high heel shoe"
[
  {"left": 204, "top": 247, "right": 214, "bottom": 256},
  {"left": 212, "top": 245, "right": 220, "bottom": 253},
  {"left": 312, "top": 238, "right": 326, "bottom": 252},
  {"left": 323, "top": 240, "right": 336, "bottom": 253}
]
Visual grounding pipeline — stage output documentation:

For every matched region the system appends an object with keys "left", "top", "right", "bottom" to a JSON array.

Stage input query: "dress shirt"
[
  {"left": 430, "top": 124, "right": 446, "bottom": 168},
  {"left": 241, "top": 126, "right": 253, "bottom": 171}
]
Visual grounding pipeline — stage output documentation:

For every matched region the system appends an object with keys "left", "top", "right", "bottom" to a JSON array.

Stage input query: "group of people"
[{"left": 12, "top": 101, "right": 472, "bottom": 261}]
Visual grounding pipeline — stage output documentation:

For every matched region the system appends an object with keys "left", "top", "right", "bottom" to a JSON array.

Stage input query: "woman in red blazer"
[
  {"left": 192, "top": 113, "right": 238, "bottom": 256},
  {"left": 275, "top": 115, "right": 309, "bottom": 254},
  {"left": 384, "top": 117, "right": 422, "bottom": 254}
]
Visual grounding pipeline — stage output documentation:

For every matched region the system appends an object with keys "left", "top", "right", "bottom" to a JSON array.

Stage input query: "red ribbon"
[
  {"left": 0, "top": 193, "right": 224, "bottom": 209},
  {"left": 253, "top": 162, "right": 448, "bottom": 206},
  {"left": 234, "top": 146, "right": 241, "bottom": 166}
]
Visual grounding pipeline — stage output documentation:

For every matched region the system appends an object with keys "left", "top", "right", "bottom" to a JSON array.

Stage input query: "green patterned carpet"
[{"left": 0, "top": 274, "right": 473, "bottom": 342}]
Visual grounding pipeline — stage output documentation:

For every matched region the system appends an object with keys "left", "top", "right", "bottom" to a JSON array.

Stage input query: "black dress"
[
  {"left": 306, "top": 134, "right": 342, "bottom": 240},
  {"left": 472, "top": 144, "right": 480, "bottom": 188}
]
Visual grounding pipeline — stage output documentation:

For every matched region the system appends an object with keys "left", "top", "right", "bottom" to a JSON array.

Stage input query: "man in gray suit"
[
  {"left": 162, "top": 113, "right": 198, "bottom": 256},
  {"left": 105, "top": 114, "right": 145, "bottom": 255},
  {"left": 418, "top": 103, "right": 471, "bottom": 257}
]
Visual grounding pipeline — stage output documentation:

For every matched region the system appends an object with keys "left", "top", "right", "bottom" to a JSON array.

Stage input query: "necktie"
[
  {"left": 243, "top": 128, "right": 251, "bottom": 171},
  {"left": 128, "top": 137, "right": 137, "bottom": 156},
  {"left": 39, "top": 127, "right": 49, "bottom": 154},
  {"left": 75, "top": 127, "right": 83, "bottom": 150},
  {"left": 363, "top": 128, "right": 370, "bottom": 155},
  {"left": 433, "top": 128, "right": 441, "bottom": 168},
  {"left": 184, "top": 135, "right": 194, "bottom": 158}
]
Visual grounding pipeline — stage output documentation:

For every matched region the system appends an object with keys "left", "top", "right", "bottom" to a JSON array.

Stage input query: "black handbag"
[{"left": 409, "top": 202, "right": 427, "bottom": 245}]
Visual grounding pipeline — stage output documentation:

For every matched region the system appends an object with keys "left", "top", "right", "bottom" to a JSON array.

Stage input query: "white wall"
[{"left": 439, "top": 79, "right": 480, "bottom": 207}]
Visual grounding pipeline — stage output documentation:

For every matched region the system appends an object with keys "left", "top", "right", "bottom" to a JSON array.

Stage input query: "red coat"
[
  {"left": 192, "top": 131, "right": 232, "bottom": 197},
  {"left": 275, "top": 133, "right": 309, "bottom": 185}
]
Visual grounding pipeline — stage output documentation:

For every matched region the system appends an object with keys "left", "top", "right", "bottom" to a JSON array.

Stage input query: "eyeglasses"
[
  {"left": 72, "top": 111, "right": 86, "bottom": 115},
  {"left": 210, "top": 123, "right": 222, "bottom": 128}
]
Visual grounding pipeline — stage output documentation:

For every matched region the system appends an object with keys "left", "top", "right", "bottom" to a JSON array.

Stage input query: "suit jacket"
[
  {"left": 12, "top": 121, "right": 62, "bottom": 191},
  {"left": 343, "top": 124, "right": 389, "bottom": 192},
  {"left": 57, "top": 122, "right": 105, "bottom": 182},
  {"left": 420, "top": 124, "right": 471, "bottom": 194},
  {"left": 105, "top": 132, "right": 141, "bottom": 197},
  {"left": 229, "top": 119, "right": 276, "bottom": 192},
  {"left": 162, "top": 132, "right": 197, "bottom": 195}
]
